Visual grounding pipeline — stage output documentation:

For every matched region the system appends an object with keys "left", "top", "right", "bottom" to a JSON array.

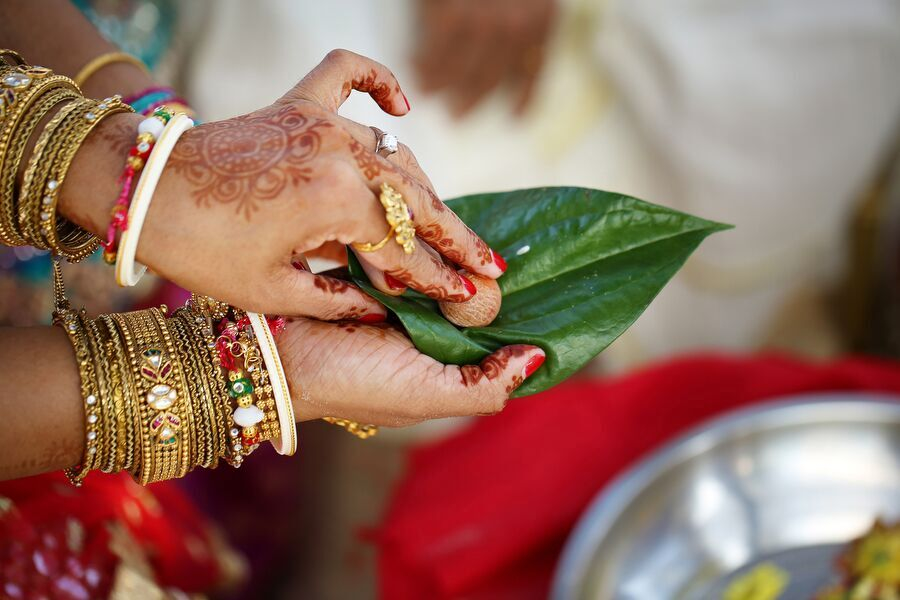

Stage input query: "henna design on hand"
[
  {"left": 460, "top": 345, "right": 531, "bottom": 389},
  {"left": 347, "top": 138, "right": 413, "bottom": 186},
  {"left": 167, "top": 104, "right": 332, "bottom": 218},
  {"left": 386, "top": 255, "right": 468, "bottom": 301},
  {"left": 417, "top": 223, "right": 492, "bottom": 267},
  {"left": 341, "top": 69, "right": 394, "bottom": 107}
]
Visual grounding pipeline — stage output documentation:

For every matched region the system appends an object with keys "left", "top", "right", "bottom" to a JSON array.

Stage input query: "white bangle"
[
  {"left": 115, "top": 113, "right": 194, "bottom": 287},
  {"left": 247, "top": 312, "right": 297, "bottom": 456}
]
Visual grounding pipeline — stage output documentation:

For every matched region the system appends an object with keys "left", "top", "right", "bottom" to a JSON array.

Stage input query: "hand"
[
  {"left": 138, "top": 49, "right": 506, "bottom": 320},
  {"left": 414, "top": 0, "right": 556, "bottom": 117},
  {"left": 280, "top": 318, "right": 546, "bottom": 426}
]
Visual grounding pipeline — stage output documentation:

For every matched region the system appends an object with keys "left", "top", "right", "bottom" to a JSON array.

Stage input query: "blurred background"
[{"left": 2, "top": 0, "right": 900, "bottom": 598}]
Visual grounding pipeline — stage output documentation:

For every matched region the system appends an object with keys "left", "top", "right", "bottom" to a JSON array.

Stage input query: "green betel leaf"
[{"left": 348, "top": 187, "right": 730, "bottom": 398}]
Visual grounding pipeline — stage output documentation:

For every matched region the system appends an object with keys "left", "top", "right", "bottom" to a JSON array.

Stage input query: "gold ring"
[
  {"left": 351, "top": 183, "right": 416, "bottom": 255},
  {"left": 352, "top": 224, "right": 395, "bottom": 253}
]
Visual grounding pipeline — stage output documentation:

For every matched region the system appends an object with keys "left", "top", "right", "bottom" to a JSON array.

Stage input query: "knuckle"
[{"left": 325, "top": 48, "right": 351, "bottom": 64}]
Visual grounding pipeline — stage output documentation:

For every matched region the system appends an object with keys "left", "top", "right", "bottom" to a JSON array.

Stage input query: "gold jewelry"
[
  {"left": 17, "top": 94, "right": 86, "bottom": 246},
  {"left": 51, "top": 259, "right": 104, "bottom": 485},
  {"left": 353, "top": 225, "right": 395, "bottom": 253},
  {"left": 74, "top": 51, "right": 149, "bottom": 89},
  {"left": 352, "top": 183, "right": 416, "bottom": 254},
  {"left": 322, "top": 416, "right": 379, "bottom": 440},
  {"left": 0, "top": 49, "right": 26, "bottom": 67},
  {"left": 30, "top": 96, "right": 132, "bottom": 260},
  {"left": 0, "top": 71, "right": 80, "bottom": 245}
]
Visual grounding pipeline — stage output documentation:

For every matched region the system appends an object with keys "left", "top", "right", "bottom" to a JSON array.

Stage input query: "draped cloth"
[{"left": 373, "top": 354, "right": 900, "bottom": 599}]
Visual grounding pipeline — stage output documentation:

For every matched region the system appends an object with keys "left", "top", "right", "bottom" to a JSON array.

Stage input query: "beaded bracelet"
[
  {"left": 102, "top": 106, "right": 173, "bottom": 264},
  {"left": 116, "top": 112, "right": 194, "bottom": 286}
]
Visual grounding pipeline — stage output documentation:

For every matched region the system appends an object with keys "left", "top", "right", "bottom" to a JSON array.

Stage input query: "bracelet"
[
  {"left": 102, "top": 106, "right": 173, "bottom": 264},
  {"left": 116, "top": 112, "right": 194, "bottom": 286},
  {"left": 0, "top": 68, "right": 81, "bottom": 246},
  {"left": 33, "top": 96, "right": 132, "bottom": 261},
  {"left": 247, "top": 312, "right": 298, "bottom": 455},
  {"left": 74, "top": 51, "right": 149, "bottom": 89}
]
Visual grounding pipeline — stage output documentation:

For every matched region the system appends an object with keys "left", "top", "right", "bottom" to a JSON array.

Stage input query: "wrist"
[{"left": 57, "top": 111, "right": 143, "bottom": 237}]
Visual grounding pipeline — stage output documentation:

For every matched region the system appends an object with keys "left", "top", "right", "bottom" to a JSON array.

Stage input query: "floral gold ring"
[{"left": 352, "top": 183, "right": 416, "bottom": 255}]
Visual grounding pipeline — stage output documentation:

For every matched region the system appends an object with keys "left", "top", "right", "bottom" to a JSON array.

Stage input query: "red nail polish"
[
  {"left": 402, "top": 91, "right": 410, "bottom": 111},
  {"left": 460, "top": 274, "right": 477, "bottom": 296},
  {"left": 385, "top": 273, "right": 406, "bottom": 290},
  {"left": 491, "top": 250, "right": 507, "bottom": 273},
  {"left": 523, "top": 353, "right": 545, "bottom": 378},
  {"left": 358, "top": 313, "right": 386, "bottom": 323},
  {"left": 292, "top": 261, "right": 306, "bottom": 271}
]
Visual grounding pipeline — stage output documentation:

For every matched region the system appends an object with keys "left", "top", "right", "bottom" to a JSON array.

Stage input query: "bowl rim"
[{"left": 550, "top": 391, "right": 900, "bottom": 600}]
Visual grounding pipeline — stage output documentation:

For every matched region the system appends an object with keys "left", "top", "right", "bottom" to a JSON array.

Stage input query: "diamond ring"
[{"left": 370, "top": 126, "right": 399, "bottom": 158}]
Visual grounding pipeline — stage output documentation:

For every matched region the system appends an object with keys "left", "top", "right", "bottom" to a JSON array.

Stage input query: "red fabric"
[
  {"left": 374, "top": 354, "right": 900, "bottom": 599},
  {"left": 0, "top": 472, "right": 227, "bottom": 596}
]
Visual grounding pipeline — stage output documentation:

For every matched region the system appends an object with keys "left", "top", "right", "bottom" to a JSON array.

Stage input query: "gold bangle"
[
  {"left": 0, "top": 71, "right": 80, "bottom": 246},
  {"left": 74, "top": 51, "right": 149, "bottom": 89},
  {"left": 0, "top": 49, "right": 26, "bottom": 67},
  {"left": 16, "top": 92, "right": 85, "bottom": 247},
  {"left": 34, "top": 96, "right": 133, "bottom": 260}
]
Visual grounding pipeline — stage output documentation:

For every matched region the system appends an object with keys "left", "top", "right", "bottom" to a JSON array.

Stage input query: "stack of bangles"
[{"left": 0, "top": 51, "right": 377, "bottom": 486}]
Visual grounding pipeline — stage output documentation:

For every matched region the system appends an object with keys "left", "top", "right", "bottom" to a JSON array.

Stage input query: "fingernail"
[
  {"left": 402, "top": 91, "right": 410, "bottom": 112},
  {"left": 460, "top": 274, "right": 477, "bottom": 297},
  {"left": 385, "top": 273, "right": 406, "bottom": 290},
  {"left": 491, "top": 249, "right": 507, "bottom": 273},
  {"left": 292, "top": 261, "right": 306, "bottom": 271},
  {"left": 523, "top": 353, "right": 546, "bottom": 378},
  {"left": 357, "top": 313, "right": 386, "bottom": 323}
]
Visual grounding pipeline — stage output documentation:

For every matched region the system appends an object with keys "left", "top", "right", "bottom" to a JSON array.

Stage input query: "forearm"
[
  {"left": 0, "top": 326, "right": 84, "bottom": 480},
  {"left": 2, "top": 1, "right": 160, "bottom": 240},
  {"left": 0, "top": 0, "right": 154, "bottom": 98}
]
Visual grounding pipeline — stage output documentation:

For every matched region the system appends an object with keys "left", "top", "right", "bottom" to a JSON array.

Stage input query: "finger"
[
  {"left": 510, "top": 44, "right": 546, "bottom": 116},
  {"left": 355, "top": 231, "right": 475, "bottom": 302},
  {"left": 288, "top": 49, "right": 410, "bottom": 116},
  {"left": 414, "top": 0, "right": 468, "bottom": 92},
  {"left": 341, "top": 139, "right": 506, "bottom": 279},
  {"left": 337, "top": 114, "right": 436, "bottom": 192},
  {"left": 355, "top": 251, "right": 407, "bottom": 296},
  {"left": 266, "top": 263, "right": 388, "bottom": 322},
  {"left": 450, "top": 32, "right": 512, "bottom": 117},
  {"left": 378, "top": 169, "right": 507, "bottom": 279},
  {"left": 426, "top": 345, "right": 546, "bottom": 418}
]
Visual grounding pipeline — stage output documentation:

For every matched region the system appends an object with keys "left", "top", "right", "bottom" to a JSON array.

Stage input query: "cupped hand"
[
  {"left": 279, "top": 317, "right": 545, "bottom": 427},
  {"left": 414, "top": 0, "right": 556, "bottom": 117},
  {"left": 140, "top": 49, "right": 506, "bottom": 320}
]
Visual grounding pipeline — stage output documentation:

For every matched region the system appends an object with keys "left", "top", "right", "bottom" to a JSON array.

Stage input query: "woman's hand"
[
  {"left": 139, "top": 49, "right": 505, "bottom": 320},
  {"left": 280, "top": 317, "right": 545, "bottom": 426}
]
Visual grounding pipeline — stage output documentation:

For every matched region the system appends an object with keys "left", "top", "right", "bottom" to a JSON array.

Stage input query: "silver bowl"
[{"left": 551, "top": 393, "right": 900, "bottom": 600}]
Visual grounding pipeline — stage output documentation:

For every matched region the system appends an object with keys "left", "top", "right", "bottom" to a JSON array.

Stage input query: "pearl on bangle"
[{"left": 137, "top": 116, "right": 165, "bottom": 138}]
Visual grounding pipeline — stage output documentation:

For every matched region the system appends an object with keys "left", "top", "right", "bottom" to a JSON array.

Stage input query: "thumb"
[{"left": 436, "top": 345, "right": 547, "bottom": 417}]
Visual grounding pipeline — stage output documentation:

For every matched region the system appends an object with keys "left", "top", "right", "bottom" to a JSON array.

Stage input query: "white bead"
[
  {"left": 160, "top": 427, "right": 173, "bottom": 439},
  {"left": 88, "top": 447, "right": 97, "bottom": 454},
  {"left": 42, "top": 196, "right": 52, "bottom": 206},
  {"left": 88, "top": 414, "right": 98, "bottom": 424},
  {"left": 84, "top": 112, "right": 96, "bottom": 122},
  {"left": 233, "top": 405, "right": 264, "bottom": 427},
  {"left": 87, "top": 431, "right": 97, "bottom": 441},
  {"left": 40, "top": 211, "right": 50, "bottom": 221},
  {"left": 86, "top": 395, "right": 97, "bottom": 405},
  {"left": 137, "top": 117, "right": 165, "bottom": 138},
  {"left": 229, "top": 428, "right": 239, "bottom": 438},
  {"left": 47, "top": 180, "right": 58, "bottom": 190},
  {"left": 233, "top": 443, "right": 242, "bottom": 452}
]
